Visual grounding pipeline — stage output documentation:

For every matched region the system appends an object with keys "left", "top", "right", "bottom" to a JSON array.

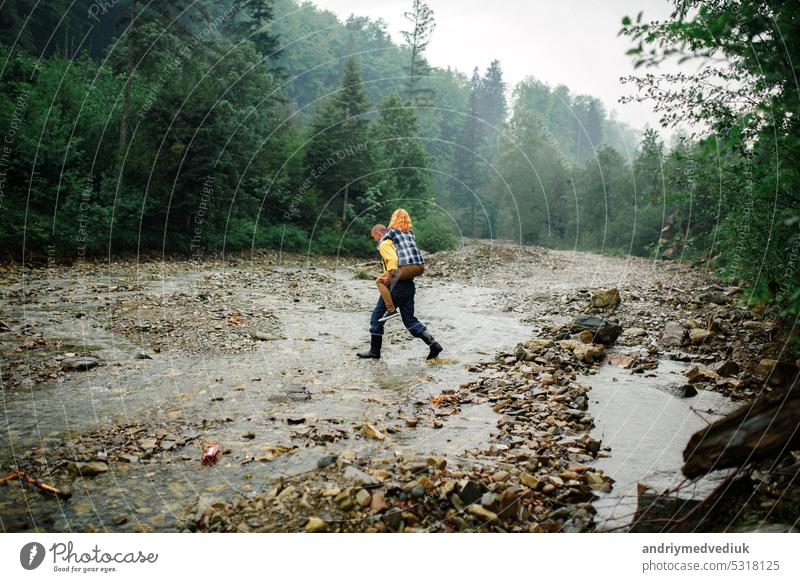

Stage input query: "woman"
[{"left": 375, "top": 209, "right": 425, "bottom": 323}]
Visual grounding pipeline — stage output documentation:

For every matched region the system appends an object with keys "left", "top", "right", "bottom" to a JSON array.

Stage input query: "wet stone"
[
  {"left": 458, "top": 480, "right": 483, "bottom": 505},
  {"left": 305, "top": 517, "right": 327, "bottom": 533},
  {"left": 68, "top": 461, "right": 109, "bottom": 476},
  {"left": 317, "top": 455, "right": 338, "bottom": 469},
  {"left": 62, "top": 357, "right": 100, "bottom": 371},
  {"left": 355, "top": 489, "right": 372, "bottom": 507}
]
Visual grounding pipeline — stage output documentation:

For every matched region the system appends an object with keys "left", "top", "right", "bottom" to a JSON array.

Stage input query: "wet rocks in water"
[
  {"left": 67, "top": 461, "right": 109, "bottom": 477},
  {"left": 62, "top": 356, "right": 100, "bottom": 371},
  {"left": 569, "top": 315, "right": 622, "bottom": 345},
  {"left": 590, "top": 288, "right": 621, "bottom": 309},
  {"left": 269, "top": 383, "right": 311, "bottom": 402},
  {"left": 664, "top": 383, "right": 698, "bottom": 398},
  {"left": 133, "top": 350, "right": 152, "bottom": 360}
]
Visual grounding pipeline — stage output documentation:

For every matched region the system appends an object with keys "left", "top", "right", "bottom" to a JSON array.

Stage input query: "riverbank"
[{"left": 0, "top": 241, "right": 793, "bottom": 532}]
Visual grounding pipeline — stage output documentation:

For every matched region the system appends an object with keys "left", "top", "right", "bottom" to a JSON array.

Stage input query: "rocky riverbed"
[{"left": 0, "top": 242, "right": 794, "bottom": 532}]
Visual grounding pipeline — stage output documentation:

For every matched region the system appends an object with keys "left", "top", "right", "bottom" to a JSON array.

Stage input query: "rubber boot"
[
  {"left": 357, "top": 334, "right": 382, "bottom": 359},
  {"left": 419, "top": 330, "right": 443, "bottom": 360}
]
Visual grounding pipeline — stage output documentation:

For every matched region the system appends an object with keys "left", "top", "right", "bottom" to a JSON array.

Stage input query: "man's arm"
[{"left": 378, "top": 239, "right": 398, "bottom": 282}]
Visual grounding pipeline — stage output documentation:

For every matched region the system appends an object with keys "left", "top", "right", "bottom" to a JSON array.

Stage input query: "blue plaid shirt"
[{"left": 380, "top": 228, "right": 425, "bottom": 266}]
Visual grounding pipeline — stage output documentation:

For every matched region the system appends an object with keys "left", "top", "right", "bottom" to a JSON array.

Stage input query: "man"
[{"left": 357, "top": 223, "right": 443, "bottom": 360}]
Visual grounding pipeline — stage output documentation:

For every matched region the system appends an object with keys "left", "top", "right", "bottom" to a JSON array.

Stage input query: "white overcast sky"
[{"left": 310, "top": 0, "right": 688, "bottom": 134}]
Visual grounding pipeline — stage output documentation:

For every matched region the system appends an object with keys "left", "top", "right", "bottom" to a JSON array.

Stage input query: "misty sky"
[{"left": 310, "top": 0, "right": 688, "bottom": 134}]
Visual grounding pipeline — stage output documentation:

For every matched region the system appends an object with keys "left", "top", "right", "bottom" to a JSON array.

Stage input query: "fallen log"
[
  {"left": 682, "top": 384, "right": 800, "bottom": 479},
  {"left": 0, "top": 470, "right": 72, "bottom": 498}
]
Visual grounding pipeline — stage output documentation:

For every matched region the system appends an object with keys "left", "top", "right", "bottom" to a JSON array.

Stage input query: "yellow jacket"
[{"left": 378, "top": 239, "right": 398, "bottom": 272}]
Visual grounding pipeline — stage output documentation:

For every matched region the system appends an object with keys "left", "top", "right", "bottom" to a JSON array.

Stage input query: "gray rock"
[
  {"left": 699, "top": 290, "right": 728, "bottom": 305},
  {"left": 664, "top": 383, "right": 698, "bottom": 398},
  {"left": 481, "top": 492, "right": 500, "bottom": 511},
  {"left": 355, "top": 489, "right": 372, "bottom": 507},
  {"left": 282, "top": 383, "right": 311, "bottom": 401},
  {"left": 570, "top": 315, "right": 623, "bottom": 345},
  {"left": 659, "top": 321, "right": 686, "bottom": 347},
  {"left": 133, "top": 350, "right": 152, "bottom": 360},
  {"left": 714, "top": 360, "right": 740, "bottom": 378},
  {"left": 68, "top": 461, "right": 109, "bottom": 476},
  {"left": 317, "top": 455, "right": 338, "bottom": 469},
  {"left": 62, "top": 356, "right": 100, "bottom": 371},
  {"left": 343, "top": 466, "right": 380, "bottom": 486}
]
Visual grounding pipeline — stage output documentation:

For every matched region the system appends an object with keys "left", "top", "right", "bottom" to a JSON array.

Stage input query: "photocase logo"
[{"left": 20, "top": 542, "right": 46, "bottom": 570}]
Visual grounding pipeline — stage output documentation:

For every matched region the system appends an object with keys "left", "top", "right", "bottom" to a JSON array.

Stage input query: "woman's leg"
[
  {"left": 394, "top": 264, "right": 424, "bottom": 281},
  {"left": 376, "top": 277, "right": 396, "bottom": 312}
]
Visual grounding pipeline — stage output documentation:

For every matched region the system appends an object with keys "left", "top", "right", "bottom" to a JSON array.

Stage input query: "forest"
[{"left": 0, "top": 0, "right": 798, "bottom": 327}]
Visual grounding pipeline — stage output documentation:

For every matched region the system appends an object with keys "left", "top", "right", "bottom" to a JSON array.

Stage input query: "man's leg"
[
  {"left": 394, "top": 283, "right": 443, "bottom": 360},
  {"left": 357, "top": 297, "right": 386, "bottom": 359},
  {"left": 392, "top": 284, "right": 425, "bottom": 338}
]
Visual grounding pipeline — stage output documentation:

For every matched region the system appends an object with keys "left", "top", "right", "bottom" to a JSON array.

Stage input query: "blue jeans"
[{"left": 369, "top": 279, "right": 426, "bottom": 337}]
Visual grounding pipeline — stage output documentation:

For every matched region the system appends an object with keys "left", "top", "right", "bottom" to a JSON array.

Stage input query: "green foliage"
[
  {"left": 621, "top": 0, "right": 800, "bottom": 334},
  {"left": 414, "top": 213, "right": 459, "bottom": 253}
]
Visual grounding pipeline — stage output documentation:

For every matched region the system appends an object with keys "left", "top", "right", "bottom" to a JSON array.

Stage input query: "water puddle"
[{"left": 587, "top": 355, "right": 739, "bottom": 530}]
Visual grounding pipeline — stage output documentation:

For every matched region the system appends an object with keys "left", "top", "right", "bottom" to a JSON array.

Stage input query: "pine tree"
[
  {"left": 242, "top": 0, "right": 281, "bottom": 60},
  {"left": 401, "top": 0, "right": 435, "bottom": 105},
  {"left": 454, "top": 68, "right": 487, "bottom": 235},
  {"left": 479, "top": 60, "right": 507, "bottom": 132},
  {"left": 305, "top": 56, "right": 372, "bottom": 223},
  {"left": 115, "top": 0, "right": 211, "bottom": 150},
  {"left": 373, "top": 93, "right": 433, "bottom": 215}
]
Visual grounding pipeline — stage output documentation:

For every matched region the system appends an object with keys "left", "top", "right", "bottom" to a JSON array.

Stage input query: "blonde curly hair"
[{"left": 388, "top": 208, "right": 413, "bottom": 232}]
